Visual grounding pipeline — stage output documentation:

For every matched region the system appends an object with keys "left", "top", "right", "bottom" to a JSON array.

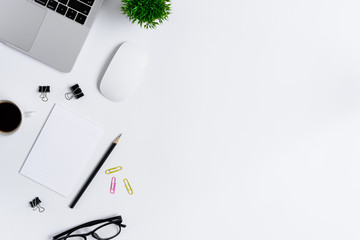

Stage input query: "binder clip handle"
[
  {"left": 65, "top": 84, "right": 84, "bottom": 100},
  {"left": 39, "top": 86, "right": 50, "bottom": 102},
  {"left": 29, "top": 197, "right": 45, "bottom": 213}
]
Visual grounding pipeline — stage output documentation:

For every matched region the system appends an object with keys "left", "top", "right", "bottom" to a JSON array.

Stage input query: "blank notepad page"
[{"left": 20, "top": 104, "right": 103, "bottom": 197}]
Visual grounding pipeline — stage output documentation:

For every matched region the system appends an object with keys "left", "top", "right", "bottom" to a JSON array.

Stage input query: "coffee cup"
[{"left": 0, "top": 100, "right": 34, "bottom": 133}]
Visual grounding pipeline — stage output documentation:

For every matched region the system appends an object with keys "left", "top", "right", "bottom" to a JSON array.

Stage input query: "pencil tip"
[{"left": 114, "top": 134, "right": 122, "bottom": 144}]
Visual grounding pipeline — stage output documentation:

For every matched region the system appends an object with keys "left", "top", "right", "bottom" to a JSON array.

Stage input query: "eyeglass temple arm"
[{"left": 53, "top": 216, "right": 123, "bottom": 239}]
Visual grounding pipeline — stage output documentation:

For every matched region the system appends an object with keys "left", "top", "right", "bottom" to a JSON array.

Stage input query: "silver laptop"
[{"left": 0, "top": 0, "right": 104, "bottom": 72}]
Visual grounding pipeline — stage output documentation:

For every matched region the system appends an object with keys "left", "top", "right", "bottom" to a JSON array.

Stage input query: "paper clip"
[
  {"left": 110, "top": 177, "right": 116, "bottom": 194},
  {"left": 39, "top": 86, "right": 50, "bottom": 102},
  {"left": 29, "top": 197, "right": 45, "bottom": 213},
  {"left": 123, "top": 178, "right": 133, "bottom": 195},
  {"left": 65, "top": 84, "right": 84, "bottom": 100},
  {"left": 105, "top": 166, "right": 122, "bottom": 174}
]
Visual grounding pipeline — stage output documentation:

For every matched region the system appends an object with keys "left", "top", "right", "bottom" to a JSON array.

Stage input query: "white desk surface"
[{"left": 1, "top": 0, "right": 360, "bottom": 239}]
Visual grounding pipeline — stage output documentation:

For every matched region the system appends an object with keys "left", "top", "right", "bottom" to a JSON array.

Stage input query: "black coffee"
[{"left": 0, "top": 102, "right": 22, "bottom": 132}]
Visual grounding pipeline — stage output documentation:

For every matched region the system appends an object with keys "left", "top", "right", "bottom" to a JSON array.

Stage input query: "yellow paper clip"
[
  {"left": 105, "top": 166, "right": 122, "bottom": 174},
  {"left": 123, "top": 178, "right": 133, "bottom": 195}
]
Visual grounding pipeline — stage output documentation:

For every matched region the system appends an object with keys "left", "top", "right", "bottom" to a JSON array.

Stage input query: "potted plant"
[{"left": 121, "top": 0, "right": 172, "bottom": 29}]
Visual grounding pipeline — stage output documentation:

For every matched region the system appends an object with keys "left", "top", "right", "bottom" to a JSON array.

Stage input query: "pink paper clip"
[{"left": 110, "top": 177, "right": 116, "bottom": 194}]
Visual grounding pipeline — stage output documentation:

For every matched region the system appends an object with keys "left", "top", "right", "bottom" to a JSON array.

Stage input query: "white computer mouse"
[{"left": 100, "top": 42, "right": 148, "bottom": 102}]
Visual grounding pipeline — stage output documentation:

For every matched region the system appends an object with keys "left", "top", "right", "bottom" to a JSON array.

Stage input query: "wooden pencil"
[{"left": 69, "top": 134, "right": 122, "bottom": 208}]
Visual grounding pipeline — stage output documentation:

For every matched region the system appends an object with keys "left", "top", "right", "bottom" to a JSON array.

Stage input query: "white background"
[{"left": 1, "top": 0, "right": 360, "bottom": 239}]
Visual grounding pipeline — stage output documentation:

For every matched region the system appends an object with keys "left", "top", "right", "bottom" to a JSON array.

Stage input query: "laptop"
[{"left": 0, "top": 0, "right": 104, "bottom": 72}]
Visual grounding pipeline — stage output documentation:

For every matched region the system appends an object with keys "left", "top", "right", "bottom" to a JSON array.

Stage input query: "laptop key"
[
  {"left": 75, "top": 13, "right": 87, "bottom": 24},
  {"left": 56, "top": 4, "right": 68, "bottom": 15},
  {"left": 79, "top": 0, "right": 94, "bottom": 6},
  {"left": 47, "top": 0, "right": 58, "bottom": 10},
  {"left": 58, "top": 0, "right": 68, "bottom": 4},
  {"left": 66, "top": 9, "right": 77, "bottom": 20},
  {"left": 35, "top": 0, "right": 49, "bottom": 6},
  {"left": 68, "top": 0, "right": 91, "bottom": 15}
]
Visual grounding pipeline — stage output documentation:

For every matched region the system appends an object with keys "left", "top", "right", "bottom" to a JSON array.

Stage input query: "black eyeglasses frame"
[{"left": 53, "top": 215, "right": 126, "bottom": 240}]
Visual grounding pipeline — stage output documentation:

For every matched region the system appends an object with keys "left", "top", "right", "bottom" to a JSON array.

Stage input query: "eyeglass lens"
[
  {"left": 93, "top": 223, "right": 120, "bottom": 239},
  {"left": 62, "top": 236, "right": 85, "bottom": 240}
]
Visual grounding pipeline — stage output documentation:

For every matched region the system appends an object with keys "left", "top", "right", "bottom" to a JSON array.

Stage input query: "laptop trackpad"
[{"left": 0, "top": 1, "right": 46, "bottom": 51}]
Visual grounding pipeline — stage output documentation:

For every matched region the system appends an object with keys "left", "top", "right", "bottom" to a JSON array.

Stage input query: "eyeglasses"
[{"left": 53, "top": 215, "right": 126, "bottom": 240}]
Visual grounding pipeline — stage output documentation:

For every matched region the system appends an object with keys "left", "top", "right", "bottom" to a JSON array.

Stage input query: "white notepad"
[{"left": 20, "top": 104, "right": 103, "bottom": 197}]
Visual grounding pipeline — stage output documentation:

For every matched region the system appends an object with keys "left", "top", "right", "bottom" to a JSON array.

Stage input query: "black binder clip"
[
  {"left": 29, "top": 197, "right": 45, "bottom": 213},
  {"left": 65, "top": 84, "right": 84, "bottom": 100},
  {"left": 39, "top": 86, "right": 50, "bottom": 102}
]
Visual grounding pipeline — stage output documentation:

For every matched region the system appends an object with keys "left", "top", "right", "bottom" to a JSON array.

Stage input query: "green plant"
[{"left": 121, "top": 0, "right": 172, "bottom": 29}]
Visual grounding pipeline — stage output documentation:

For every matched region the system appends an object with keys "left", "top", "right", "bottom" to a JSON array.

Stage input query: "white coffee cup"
[{"left": 0, "top": 100, "right": 34, "bottom": 133}]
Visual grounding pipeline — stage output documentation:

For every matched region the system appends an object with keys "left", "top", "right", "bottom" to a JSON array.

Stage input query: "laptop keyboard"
[{"left": 33, "top": 0, "right": 94, "bottom": 25}]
